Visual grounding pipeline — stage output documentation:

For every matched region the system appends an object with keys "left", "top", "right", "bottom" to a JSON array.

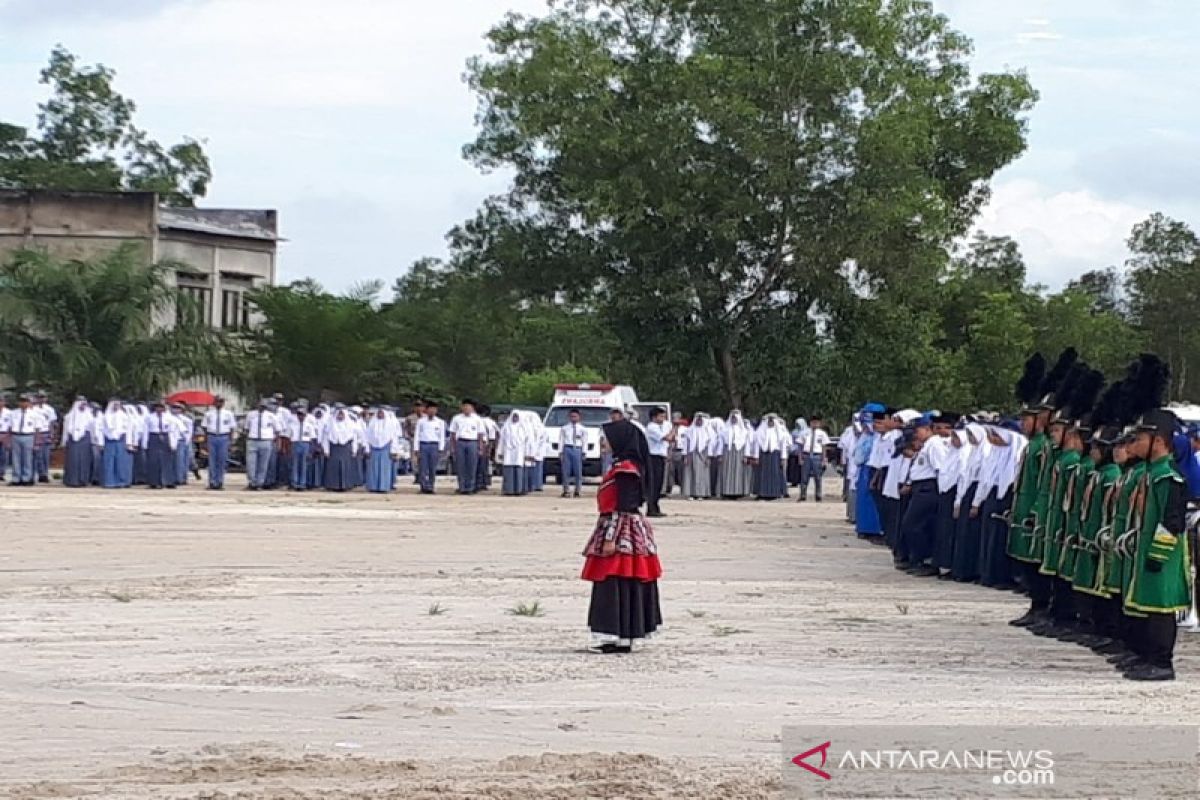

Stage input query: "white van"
[{"left": 542, "top": 384, "right": 671, "bottom": 480}]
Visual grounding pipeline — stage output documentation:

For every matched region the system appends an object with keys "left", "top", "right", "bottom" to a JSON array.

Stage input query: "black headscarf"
[{"left": 603, "top": 420, "right": 650, "bottom": 467}]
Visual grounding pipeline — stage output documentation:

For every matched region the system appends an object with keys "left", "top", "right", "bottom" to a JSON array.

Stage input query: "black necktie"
[{"left": 19, "top": 410, "right": 25, "bottom": 433}]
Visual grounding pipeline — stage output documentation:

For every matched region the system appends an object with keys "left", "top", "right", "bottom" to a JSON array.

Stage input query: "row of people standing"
[
  {"left": 0, "top": 392, "right": 59, "bottom": 485},
  {"left": 845, "top": 349, "right": 1196, "bottom": 681},
  {"left": 643, "top": 409, "right": 833, "bottom": 514}
]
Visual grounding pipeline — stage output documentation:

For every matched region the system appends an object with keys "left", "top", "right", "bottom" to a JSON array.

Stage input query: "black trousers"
[
  {"left": 648, "top": 455, "right": 665, "bottom": 515},
  {"left": 1049, "top": 577, "right": 1077, "bottom": 622},
  {"left": 933, "top": 488, "right": 957, "bottom": 569},
  {"left": 1141, "top": 612, "right": 1178, "bottom": 669},
  {"left": 1024, "top": 562, "right": 1051, "bottom": 611},
  {"left": 899, "top": 481, "right": 939, "bottom": 565}
]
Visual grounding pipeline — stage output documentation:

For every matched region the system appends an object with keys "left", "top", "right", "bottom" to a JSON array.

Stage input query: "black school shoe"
[{"left": 1123, "top": 664, "right": 1175, "bottom": 681}]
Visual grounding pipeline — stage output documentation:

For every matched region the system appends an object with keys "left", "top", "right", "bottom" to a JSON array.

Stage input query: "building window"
[
  {"left": 177, "top": 283, "right": 212, "bottom": 327},
  {"left": 221, "top": 289, "right": 245, "bottom": 330}
]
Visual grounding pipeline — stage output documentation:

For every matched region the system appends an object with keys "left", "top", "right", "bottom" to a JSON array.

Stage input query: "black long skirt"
[
  {"left": 951, "top": 483, "right": 981, "bottom": 581},
  {"left": 933, "top": 488, "right": 957, "bottom": 569},
  {"left": 324, "top": 443, "right": 355, "bottom": 491},
  {"left": 64, "top": 437, "right": 93, "bottom": 487},
  {"left": 588, "top": 578, "right": 662, "bottom": 642}
]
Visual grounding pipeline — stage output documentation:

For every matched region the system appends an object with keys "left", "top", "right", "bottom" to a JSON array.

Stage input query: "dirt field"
[{"left": 1, "top": 477, "right": 1196, "bottom": 799}]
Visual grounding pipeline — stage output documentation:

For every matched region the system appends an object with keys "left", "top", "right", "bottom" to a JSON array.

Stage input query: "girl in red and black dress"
[{"left": 581, "top": 419, "right": 663, "bottom": 654}]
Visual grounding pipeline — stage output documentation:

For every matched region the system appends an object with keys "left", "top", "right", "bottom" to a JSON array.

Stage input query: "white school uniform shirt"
[
  {"left": 707, "top": 417, "right": 727, "bottom": 457},
  {"left": 416, "top": 417, "right": 447, "bottom": 449},
  {"left": 90, "top": 412, "right": 105, "bottom": 446},
  {"left": 203, "top": 408, "right": 237, "bottom": 437},
  {"left": 0, "top": 407, "right": 10, "bottom": 432},
  {"left": 365, "top": 415, "right": 400, "bottom": 450},
  {"left": 645, "top": 421, "right": 672, "bottom": 457},
  {"left": 8, "top": 407, "right": 48, "bottom": 435},
  {"left": 173, "top": 412, "right": 194, "bottom": 444},
  {"left": 291, "top": 414, "right": 320, "bottom": 444},
  {"left": 142, "top": 410, "right": 183, "bottom": 450},
  {"left": 798, "top": 427, "right": 832, "bottom": 455},
  {"left": 243, "top": 409, "right": 280, "bottom": 440},
  {"left": 322, "top": 413, "right": 357, "bottom": 456},
  {"left": 907, "top": 439, "right": 938, "bottom": 481},
  {"left": 926, "top": 435, "right": 958, "bottom": 494},
  {"left": 33, "top": 403, "right": 58, "bottom": 429},
  {"left": 882, "top": 441, "right": 906, "bottom": 499},
  {"left": 274, "top": 406, "right": 294, "bottom": 437},
  {"left": 560, "top": 421, "right": 588, "bottom": 449},
  {"left": 867, "top": 430, "right": 896, "bottom": 470},
  {"left": 62, "top": 402, "right": 93, "bottom": 444},
  {"left": 449, "top": 413, "right": 483, "bottom": 441},
  {"left": 499, "top": 416, "right": 531, "bottom": 466}
]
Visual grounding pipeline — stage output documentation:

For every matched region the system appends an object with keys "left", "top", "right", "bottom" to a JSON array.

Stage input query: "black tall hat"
[
  {"left": 1124, "top": 354, "right": 1170, "bottom": 422},
  {"left": 1136, "top": 408, "right": 1179, "bottom": 441},
  {"left": 1036, "top": 348, "right": 1078, "bottom": 410},
  {"left": 1070, "top": 369, "right": 1105, "bottom": 432},
  {"left": 1051, "top": 361, "right": 1089, "bottom": 420},
  {"left": 1016, "top": 353, "right": 1047, "bottom": 412}
]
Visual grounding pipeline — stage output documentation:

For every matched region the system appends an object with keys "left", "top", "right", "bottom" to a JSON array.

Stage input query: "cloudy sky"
[{"left": 1, "top": 0, "right": 1196, "bottom": 291}]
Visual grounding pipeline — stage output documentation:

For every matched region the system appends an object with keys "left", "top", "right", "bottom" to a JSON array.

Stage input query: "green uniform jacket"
[
  {"left": 1072, "top": 462, "right": 1120, "bottom": 596},
  {"left": 1124, "top": 455, "right": 1192, "bottom": 614},
  {"left": 1039, "top": 449, "right": 1080, "bottom": 576},
  {"left": 1008, "top": 433, "right": 1049, "bottom": 563},
  {"left": 1101, "top": 462, "right": 1143, "bottom": 596},
  {"left": 1058, "top": 456, "right": 1094, "bottom": 581}
]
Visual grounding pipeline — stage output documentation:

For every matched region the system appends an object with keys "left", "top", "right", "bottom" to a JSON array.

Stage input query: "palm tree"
[{"left": 0, "top": 244, "right": 224, "bottom": 400}]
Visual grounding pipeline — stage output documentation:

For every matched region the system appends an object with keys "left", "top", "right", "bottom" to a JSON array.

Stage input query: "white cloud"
[
  {"left": 1024, "top": 18, "right": 1051, "bottom": 26},
  {"left": 976, "top": 179, "right": 1149, "bottom": 286},
  {"left": 1017, "top": 30, "right": 1063, "bottom": 42}
]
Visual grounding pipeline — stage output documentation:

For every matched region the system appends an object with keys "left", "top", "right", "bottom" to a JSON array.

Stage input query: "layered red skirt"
[{"left": 581, "top": 512, "right": 663, "bottom": 583}]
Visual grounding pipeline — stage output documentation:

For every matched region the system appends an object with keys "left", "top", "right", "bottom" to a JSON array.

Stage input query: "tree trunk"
[{"left": 714, "top": 342, "right": 743, "bottom": 411}]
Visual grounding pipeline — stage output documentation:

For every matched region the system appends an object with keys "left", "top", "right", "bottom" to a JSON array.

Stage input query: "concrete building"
[{"left": 0, "top": 189, "right": 280, "bottom": 331}]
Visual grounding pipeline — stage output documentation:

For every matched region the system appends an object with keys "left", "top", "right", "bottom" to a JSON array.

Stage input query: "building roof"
[{"left": 158, "top": 207, "right": 281, "bottom": 242}]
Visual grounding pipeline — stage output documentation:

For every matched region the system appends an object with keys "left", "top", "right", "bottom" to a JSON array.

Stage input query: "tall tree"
[
  {"left": 236, "top": 280, "right": 426, "bottom": 403},
  {"left": 0, "top": 245, "right": 222, "bottom": 399},
  {"left": 464, "top": 0, "right": 1037, "bottom": 407},
  {"left": 1066, "top": 267, "right": 1122, "bottom": 315},
  {"left": 1125, "top": 213, "right": 1200, "bottom": 399},
  {"left": 0, "top": 46, "right": 211, "bottom": 205}
]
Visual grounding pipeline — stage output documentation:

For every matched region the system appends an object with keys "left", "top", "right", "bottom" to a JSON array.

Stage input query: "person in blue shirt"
[{"left": 1175, "top": 424, "right": 1200, "bottom": 499}]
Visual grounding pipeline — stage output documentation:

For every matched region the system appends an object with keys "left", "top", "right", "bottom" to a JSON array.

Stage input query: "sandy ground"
[{"left": 0, "top": 476, "right": 1196, "bottom": 799}]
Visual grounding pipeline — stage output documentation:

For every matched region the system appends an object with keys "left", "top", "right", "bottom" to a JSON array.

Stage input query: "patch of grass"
[
  {"left": 895, "top": 603, "right": 910, "bottom": 616},
  {"left": 106, "top": 590, "right": 132, "bottom": 603},
  {"left": 710, "top": 624, "right": 748, "bottom": 637},
  {"left": 686, "top": 609, "right": 707, "bottom": 619},
  {"left": 427, "top": 602, "right": 448, "bottom": 616},
  {"left": 508, "top": 600, "right": 545, "bottom": 618}
]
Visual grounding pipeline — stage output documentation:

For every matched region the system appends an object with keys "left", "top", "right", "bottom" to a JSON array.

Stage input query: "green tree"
[
  {"left": 464, "top": 0, "right": 1037, "bottom": 408},
  {"left": 0, "top": 245, "right": 222, "bottom": 399},
  {"left": 1031, "top": 289, "right": 1142, "bottom": 380},
  {"left": 509, "top": 365, "right": 606, "bottom": 406},
  {"left": 1125, "top": 213, "right": 1200, "bottom": 400},
  {"left": 0, "top": 46, "right": 211, "bottom": 205},
  {"left": 962, "top": 291, "right": 1035, "bottom": 410},
  {"left": 237, "top": 280, "right": 426, "bottom": 403}
]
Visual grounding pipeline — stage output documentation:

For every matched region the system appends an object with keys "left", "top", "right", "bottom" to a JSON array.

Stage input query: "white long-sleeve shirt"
[
  {"left": 415, "top": 417, "right": 447, "bottom": 449},
  {"left": 202, "top": 408, "right": 238, "bottom": 437}
]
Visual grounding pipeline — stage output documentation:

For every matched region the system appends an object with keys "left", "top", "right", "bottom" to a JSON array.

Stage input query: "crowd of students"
[{"left": 839, "top": 350, "right": 1200, "bottom": 682}]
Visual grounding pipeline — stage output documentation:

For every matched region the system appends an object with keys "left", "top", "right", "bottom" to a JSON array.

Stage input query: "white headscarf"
[
  {"left": 756, "top": 414, "right": 789, "bottom": 452},
  {"left": 103, "top": 400, "right": 130, "bottom": 438},
  {"left": 724, "top": 410, "right": 751, "bottom": 450},
  {"left": 686, "top": 413, "right": 710, "bottom": 454}
]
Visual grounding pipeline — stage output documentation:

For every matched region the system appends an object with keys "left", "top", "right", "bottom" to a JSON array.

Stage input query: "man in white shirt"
[
  {"left": 202, "top": 396, "right": 238, "bottom": 490},
  {"left": 898, "top": 415, "right": 941, "bottom": 576},
  {"left": 644, "top": 407, "right": 672, "bottom": 517},
  {"left": 32, "top": 391, "right": 57, "bottom": 483},
  {"left": 243, "top": 399, "right": 279, "bottom": 490},
  {"left": 0, "top": 394, "right": 10, "bottom": 483},
  {"left": 415, "top": 400, "right": 447, "bottom": 494},
  {"left": 449, "top": 399, "right": 483, "bottom": 495},
  {"left": 8, "top": 394, "right": 48, "bottom": 486},
  {"left": 559, "top": 409, "right": 588, "bottom": 498},
  {"left": 797, "top": 415, "right": 833, "bottom": 502},
  {"left": 265, "top": 395, "right": 292, "bottom": 490},
  {"left": 289, "top": 404, "right": 319, "bottom": 490}
]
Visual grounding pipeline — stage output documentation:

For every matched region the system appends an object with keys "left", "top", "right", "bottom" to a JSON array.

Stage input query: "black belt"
[{"left": 910, "top": 478, "right": 937, "bottom": 488}]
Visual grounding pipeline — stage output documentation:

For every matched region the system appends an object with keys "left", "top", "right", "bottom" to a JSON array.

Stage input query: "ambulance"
[{"left": 542, "top": 384, "right": 670, "bottom": 481}]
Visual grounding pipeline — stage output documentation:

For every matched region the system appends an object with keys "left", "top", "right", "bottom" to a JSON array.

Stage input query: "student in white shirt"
[
  {"left": 797, "top": 415, "right": 834, "bottom": 502},
  {"left": 288, "top": 405, "right": 320, "bottom": 490},
  {"left": 0, "top": 395, "right": 10, "bottom": 484},
  {"left": 61, "top": 396, "right": 94, "bottom": 488},
  {"left": 498, "top": 410, "right": 532, "bottom": 496},
  {"left": 202, "top": 396, "right": 238, "bottom": 490},
  {"left": 8, "top": 394, "right": 48, "bottom": 486},
  {"left": 364, "top": 406, "right": 401, "bottom": 493},
  {"left": 449, "top": 399, "right": 483, "bottom": 495},
  {"left": 559, "top": 408, "right": 588, "bottom": 498},
  {"left": 143, "top": 401, "right": 182, "bottom": 489},
  {"left": 321, "top": 404, "right": 358, "bottom": 491},
  {"left": 243, "top": 399, "right": 279, "bottom": 490},
  {"left": 170, "top": 404, "right": 197, "bottom": 486},
  {"left": 32, "top": 391, "right": 57, "bottom": 483},
  {"left": 415, "top": 400, "right": 447, "bottom": 494},
  {"left": 644, "top": 407, "right": 672, "bottom": 517}
]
